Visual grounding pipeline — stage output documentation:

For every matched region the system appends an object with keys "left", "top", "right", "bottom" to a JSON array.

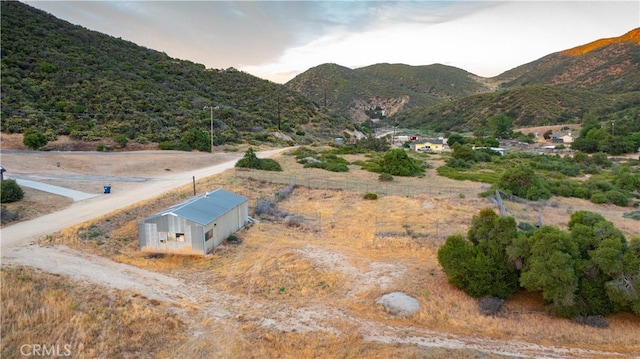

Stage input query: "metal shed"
[{"left": 138, "top": 188, "right": 249, "bottom": 256}]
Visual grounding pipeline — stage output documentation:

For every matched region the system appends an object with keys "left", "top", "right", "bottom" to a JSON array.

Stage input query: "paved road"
[{"left": 8, "top": 176, "right": 100, "bottom": 201}]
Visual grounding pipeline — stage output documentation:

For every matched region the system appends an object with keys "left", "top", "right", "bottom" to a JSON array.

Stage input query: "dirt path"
[
  {"left": 3, "top": 244, "right": 627, "bottom": 358},
  {"left": 0, "top": 148, "right": 635, "bottom": 358}
]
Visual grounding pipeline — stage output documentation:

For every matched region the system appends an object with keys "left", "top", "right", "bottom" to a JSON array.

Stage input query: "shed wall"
[{"left": 139, "top": 198, "right": 249, "bottom": 256}]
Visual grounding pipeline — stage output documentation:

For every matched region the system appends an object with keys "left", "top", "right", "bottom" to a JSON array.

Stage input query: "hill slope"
[
  {"left": 286, "top": 63, "right": 493, "bottom": 122},
  {"left": 0, "top": 1, "right": 348, "bottom": 149},
  {"left": 496, "top": 28, "right": 640, "bottom": 93},
  {"left": 287, "top": 28, "right": 640, "bottom": 132}
]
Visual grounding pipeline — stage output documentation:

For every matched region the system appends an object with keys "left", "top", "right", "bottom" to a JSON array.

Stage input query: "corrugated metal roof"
[{"left": 145, "top": 188, "right": 248, "bottom": 225}]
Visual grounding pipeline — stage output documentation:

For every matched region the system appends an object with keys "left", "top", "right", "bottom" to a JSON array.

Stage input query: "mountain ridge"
[{"left": 287, "top": 27, "right": 640, "bottom": 131}]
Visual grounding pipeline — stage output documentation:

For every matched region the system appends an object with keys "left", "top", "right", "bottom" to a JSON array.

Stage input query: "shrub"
[
  {"left": 590, "top": 192, "right": 608, "bottom": 204},
  {"left": 23, "top": 128, "right": 48, "bottom": 150},
  {"left": 605, "top": 190, "right": 629, "bottom": 206},
  {"left": 1, "top": 179, "right": 25, "bottom": 203},
  {"left": 257, "top": 158, "right": 283, "bottom": 171},
  {"left": 363, "top": 193, "right": 378, "bottom": 200},
  {"left": 235, "top": 147, "right": 282, "bottom": 171},
  {"left": 571, "top": 185, "right": 592, "bottom": 199},
  {"left": 114, "top": 134, "right": 128, "bottom": 148},
  {"left": 623, "top": 210, "right": 640, "bottom": 220},
  {"left": 378, "top": 148, "right": 424, "bottom": 177},
  {"left": 499, "top": 164, "right": 551, "bottom": 201},
  {"left": 378, "top": 173, "right": 394, "bottom": 182},
  {"left": 446, "top": 158, "right": 472, "bottom": 169}
]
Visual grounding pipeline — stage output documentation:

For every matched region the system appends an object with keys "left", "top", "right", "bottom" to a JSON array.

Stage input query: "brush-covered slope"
[
  {"left": 394, "top": 28, "right": 640, "bottom": 131},
  {"left": 286, "top": 28, "right": 639, "bottom": 132},
  {"left": 0, "top": 1, "right": 348, "bottom": 148},
  {"left": 285, "top": 62, "right": 492, "bottom": 122},
  {"left": 496, "top": 28, "right": 640, "bottom": 93}
]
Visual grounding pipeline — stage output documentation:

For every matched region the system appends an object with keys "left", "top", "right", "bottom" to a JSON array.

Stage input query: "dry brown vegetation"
[
  {"left": 0, "top": 265, "right": 185, "bottom": 358},
  {"left": 3, "top": 144, "right": 640, "bottom": 357}
]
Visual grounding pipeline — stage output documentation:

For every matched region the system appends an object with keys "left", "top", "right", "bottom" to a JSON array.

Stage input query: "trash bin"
[{"left": 103, "top": 185, "right": 111, "bottom": 194}]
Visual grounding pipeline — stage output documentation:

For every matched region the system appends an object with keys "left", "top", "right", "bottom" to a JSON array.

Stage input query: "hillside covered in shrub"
[{"left": 0, "top": 1, "right": 352, "bottom": 150}]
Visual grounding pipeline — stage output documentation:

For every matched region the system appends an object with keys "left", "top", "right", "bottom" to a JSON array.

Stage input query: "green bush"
[
  {"left": 499, "top": 164, "right": 551, "bottom": 201},
  {"left": 235, "top": 147, "right": 282, "bottom": 171},
  {"left": 438, "top": 209, "right": 520, "bottom": 299},
  {"left": 441, "top": 209, "right": 640, "bottom": 317},
  {"left": 378, "top": 148, "right": 424, "bottom": 177},
  {"left": 363, "top": 193, "right": 378, "bottom": 200},
  {"left": 605, "top": 190, "right": 629, "bottom": 207},
  {"left": 114, "top": 134, "right": 128, "bottom": 148},
  {"left": 590, "top": 192, "right": 608, "bottom": 204},
  {"left": 378, "top": 173, "right": 394, "bottom": 182},
  {"left": 23, "top": 128, "right": 48, "bottom": 150},
  {"left": 446, "top": 158, "right": 472, "bottom": 169},
  {"left": 1, "top": 179, "right": 25, "bottom": 203}
]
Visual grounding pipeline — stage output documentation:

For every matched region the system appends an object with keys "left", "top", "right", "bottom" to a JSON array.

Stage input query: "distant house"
[
  {"left": 550, "top": 132, "right": 577, "bottom": 144},
  {"left": 413, "top": 138, "right": 446, "bottom": 152},
  {"left": 138, "top": 188, "right": 249, "bottom": 256}
]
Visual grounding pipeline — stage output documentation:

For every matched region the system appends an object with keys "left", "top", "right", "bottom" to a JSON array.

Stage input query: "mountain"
[
  {"left": 0, "top": 1, "right": 349, "bottom": 150},
  {"left": 286, "top": 63, "right": 493, "bottom": 122},
  {"left": 287, "top": 28, "right": 640, "bottom": 132},
  {"left": 496, "top": 28, "right": 640, "bottom": 93}
]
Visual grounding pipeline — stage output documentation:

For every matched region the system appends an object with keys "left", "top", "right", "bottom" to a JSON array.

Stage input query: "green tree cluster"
[
  {"left": 498, "top": 164, "right": 551, "bottom": 201},
  {"left": 378, "top": 149, "right": 425, "bottom": 177},
  {"left": 437, "top": 208, "right": 520, "bottom": 298},
  {"left": 572, "top": 119, "right": 640, "bottom": 155},
  {"left": 438, "top": 209, "right": 640, "bottom": 317},
  {"left": 235, "top": 147, "right": 282, "bottom": 171}
]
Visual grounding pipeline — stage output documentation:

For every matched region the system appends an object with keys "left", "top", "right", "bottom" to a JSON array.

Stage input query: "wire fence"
[
  {"left": 238, "top": 168, "right": 480, "bottom": 240},
  {"left": 234, "top": 168, "right": 483, "bottom": 199},
  {"left": 373, "top": 218, "right": 471, "bottom": 242}
]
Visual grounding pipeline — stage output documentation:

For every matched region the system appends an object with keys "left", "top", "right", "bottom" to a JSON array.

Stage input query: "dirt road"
[
  {"left": 0, "top": 148, "right": 290, "bottom": 249},
  {"left": 1, "top": 148, "right": 635, "bottom": 358}
]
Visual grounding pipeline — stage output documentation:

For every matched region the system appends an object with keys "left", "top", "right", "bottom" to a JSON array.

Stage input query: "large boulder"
[{"left": 375, "top": 292, "right": 420, "bottom": 316}]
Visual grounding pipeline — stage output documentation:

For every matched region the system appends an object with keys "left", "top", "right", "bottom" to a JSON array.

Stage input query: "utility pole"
[
  {"left": 204, "top": 105, "right": 218, "bottom": 153},
  {"left": 611, "top": 120, "right": 615, "bottom": 136},
  {"left": 277, "top": 92, "right": 281, "bottom": 131}
]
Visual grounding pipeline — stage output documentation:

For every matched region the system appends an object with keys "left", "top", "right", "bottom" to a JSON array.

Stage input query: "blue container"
[{"left": 103, "top": 185, "right": 111, "bottom": 194}]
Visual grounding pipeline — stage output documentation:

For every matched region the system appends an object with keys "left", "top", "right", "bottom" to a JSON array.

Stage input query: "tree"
[
  {"left": 181, "top": 128, "right": 210, "bottom": 152},
  {"left": 1, "top": 179, "right": 25, "bottom": 203},
  {"left": 451, "top": 143, "right": 476, "bottom": 162},
  {"left": 438, "top": 208, "right": 520, "bottom": 299},
  {"left": 378, "top": 148, "right": 424, "bottom": 177},
  {"left": 447, "top": 133, "right": 465, "bottom": 147},
  {"left": 498, "top": 164, "right": 551, "bottom": 200},
  {"left": 519, "top": 226, "right": 580, "bottom": 316},
  {"left": 571, "top": 137, "right": 599, "bottom": 153},
  {"left": 22, "top": 128, "right": 48, "bottom": 150},
  {"left": 487, "top": 114, "right": 513, "bottom": 139},
  {"left": 441, "top": 207, "right": 640, "bottom": 317}
]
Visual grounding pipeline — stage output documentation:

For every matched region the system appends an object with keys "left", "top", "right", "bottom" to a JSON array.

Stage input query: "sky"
[{"left": 23, "top": 1, "right": 640, "bottom": 84}]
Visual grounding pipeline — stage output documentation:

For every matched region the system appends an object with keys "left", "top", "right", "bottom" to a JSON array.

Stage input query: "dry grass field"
[{"left": 2, "top": 135, "right": 640, "bottom": 358}]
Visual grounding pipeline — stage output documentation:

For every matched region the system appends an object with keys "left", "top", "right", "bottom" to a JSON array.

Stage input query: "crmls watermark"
[{"left": 20, "top": 344, "right": 72, "bottom": 357}]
